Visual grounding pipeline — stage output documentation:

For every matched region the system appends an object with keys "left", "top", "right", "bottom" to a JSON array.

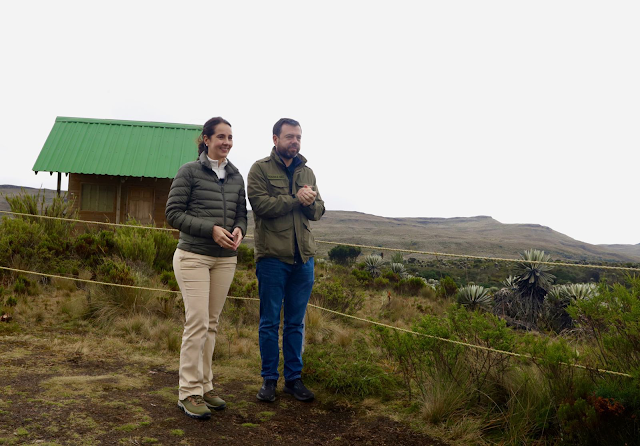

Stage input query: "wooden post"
[
  {"left": 116, "top": 178, "right": 122, "bottom": 224},
  {"left": 57, "top": 172, "right": 61, "bottom": 196}
]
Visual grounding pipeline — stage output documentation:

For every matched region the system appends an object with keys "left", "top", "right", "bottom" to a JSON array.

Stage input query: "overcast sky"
[{"left": 1, "top": 1, "right": 638, "bottom": 245}]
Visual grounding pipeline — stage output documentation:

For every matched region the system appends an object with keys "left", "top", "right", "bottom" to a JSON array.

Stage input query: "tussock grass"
[
  {"left": 59, "top": 292, "right": 89, "bottom": 320},
  {"left": 379, "top": 295, "right": 418, "bottom": 326},
  {"left": 421, "top": 378, "right": 470, "bottom": 424},
  {"left": 444, "top": 416, "right": 487, "bottom": 446},
  {"left": 52, "top": 277, "right": 77, "bottom": 293},
  {"left": 230, "top": 337, "right": 256, "bottom": 357},
  {"left": 12, "top": 298, "right": 46, "bottom": 325}
]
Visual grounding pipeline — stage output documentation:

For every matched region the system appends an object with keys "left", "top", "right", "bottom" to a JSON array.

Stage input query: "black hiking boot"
[
  {"left": 283, "top": 378, "right": 315, "bottom": 402},
  {"left": 256, "top": 379, "right": 277, "bottom": 402}
]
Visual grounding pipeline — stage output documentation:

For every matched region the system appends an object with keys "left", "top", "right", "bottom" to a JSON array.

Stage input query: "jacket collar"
[
  {"left": 270, "top": 147, "right": 307, "bottom": 169},
  {"left": 198, "top": 151, "right": 239, "bottom": 175}
]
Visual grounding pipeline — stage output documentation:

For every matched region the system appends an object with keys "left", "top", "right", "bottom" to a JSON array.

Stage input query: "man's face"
[{"left": 274, "top": 124, "right": 302, "bottom": 160}]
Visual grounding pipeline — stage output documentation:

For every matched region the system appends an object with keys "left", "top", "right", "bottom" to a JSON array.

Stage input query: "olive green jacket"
[{"left": 247, "top": 148, "right": 325, "bottom": 264}]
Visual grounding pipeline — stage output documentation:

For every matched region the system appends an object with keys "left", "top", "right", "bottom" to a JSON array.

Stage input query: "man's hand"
[
  {"left": 296, "top": 185, "right": 317, "bottom": 207},
  {"left": 232, "top": 227, "right": 243, "bottom": 250},
  {"left": 213, "top": 225, "right": 235, "bottom": 249}
]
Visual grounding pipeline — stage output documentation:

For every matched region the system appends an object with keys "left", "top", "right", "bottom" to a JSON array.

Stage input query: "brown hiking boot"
[
  {"left": 178, "top": 395, "right": 211, "bottom": 419},
  {"left": 203, "top": 390, "right": 226, "bottom": 411}
]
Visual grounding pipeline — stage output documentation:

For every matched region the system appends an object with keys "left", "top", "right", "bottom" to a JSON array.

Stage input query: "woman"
[{"left": 166, "top": 116, "right": 247, "bottom": 420}]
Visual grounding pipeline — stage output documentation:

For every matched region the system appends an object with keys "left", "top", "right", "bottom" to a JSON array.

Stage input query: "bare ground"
[{"left": 0, "top": 333, "right": 446, "bottom": 446}]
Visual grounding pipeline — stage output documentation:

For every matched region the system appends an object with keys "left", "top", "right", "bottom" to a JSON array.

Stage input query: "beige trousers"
[{"left": 173, "top": 248, "right": 237, "bottom": 400}]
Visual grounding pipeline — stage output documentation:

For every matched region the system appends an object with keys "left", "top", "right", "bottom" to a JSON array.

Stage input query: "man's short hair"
[{"left": 273, "top": 118, "right": 301, "bottom": 137}]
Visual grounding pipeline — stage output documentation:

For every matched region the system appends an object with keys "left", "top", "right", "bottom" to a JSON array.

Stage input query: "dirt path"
[{"left": 0, "top": 335, "right": 445, "bottom": 446}]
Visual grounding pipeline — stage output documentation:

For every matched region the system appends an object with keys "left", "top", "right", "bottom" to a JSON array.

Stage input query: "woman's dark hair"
[{"left": 197, "top": 117, "right": 232, "bottom": 156}]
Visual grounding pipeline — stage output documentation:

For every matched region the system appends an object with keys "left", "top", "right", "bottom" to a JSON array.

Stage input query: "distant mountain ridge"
[
  {"left": 305, "top": 211, "right": 640, "bottom": 263},
  {"left": 1, "top": 185, "right": 638, "bottom": 263}
]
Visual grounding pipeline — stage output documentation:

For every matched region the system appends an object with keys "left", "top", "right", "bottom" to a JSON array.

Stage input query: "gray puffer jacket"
[{"left": 166, "top": 152, "right": 247, "bottom": 257}]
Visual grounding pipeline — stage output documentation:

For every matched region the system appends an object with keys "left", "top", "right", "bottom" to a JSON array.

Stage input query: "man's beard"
[{"left": 276, "top": 143, "right": 299, "bottom": 160}]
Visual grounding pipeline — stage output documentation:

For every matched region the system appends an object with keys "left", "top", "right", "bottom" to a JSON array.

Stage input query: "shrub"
[
  {"left": 237, "top": 244, "right": 255, "bottom": 267},
  {"left": 0, "top": 217, "right": 44, "bottom": 272},
  {"left": 98, "top": 259, "right": 135, "bottom": 285},
  {"left": 74, "top": 230, "right": 116, "bottom": 267},
  {"left": 328, "top": 245, "right": 361, "bottom": 265},
  {"left": 375, "top": 305, "right": 515, "bottom": 404},
  {"left": 303, "top": 338, "right": 399, "bottom": 399},
  {"left": 436, "top": 276, "right": 458, "bottom": 298},
  {"left": 242, "top": 280, "right": 258, "bottom": 298},
  {"left": 396, "top": 277, "right": 426, "bottom": 295},
  {"left": 311, "top": 280, "right": 364, "bottom": 314},
  {"left": 4, "top": 190, "right": 78, "bottom": 249},
  {"left": 382, "top": 271, "right": 401, "bottom": 283},
  {"left": 351, "top": 268, "right": 372, "bottom": 285},
  {"left": 87, "top": 262, "right": 154, "bottom": 322},
  {"left": 418, "top": 284, "right": 436, "bottom": 299},
  {"left": 152, "top": 229, "right": 178, "bottom": 272},
  {"left": 374, "top": 277, "right": 390, "bottom": 290},
  {"left": 13, "top": 276, "right": 38, "bottom": 296},
  {"left": 159, "top": 270, "right": 179, "bottom": 291},
  {"left": 113, "top": 220, "right": 156, "bottom": 265},
  {"left": 567, "top": 276, "right": 640, "bottom": 376}
]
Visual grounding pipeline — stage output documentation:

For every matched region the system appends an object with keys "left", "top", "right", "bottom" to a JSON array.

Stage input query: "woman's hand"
[
  {"left": 232, "top": 227, "right": 243, "bottom": 250},
  {"left": 213, "top": 225, "right": 235, "bottom": 249}
]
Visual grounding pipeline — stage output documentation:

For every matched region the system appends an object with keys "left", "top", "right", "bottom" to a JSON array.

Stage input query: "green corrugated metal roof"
[{"left": 33, "top": 116, "right": 203, "bottom": 178}]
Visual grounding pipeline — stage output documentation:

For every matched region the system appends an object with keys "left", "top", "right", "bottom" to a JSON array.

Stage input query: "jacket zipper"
[
  {"left": 221, "top": 175, "right": 227, "bottom": 229},
  {"left": 292, "top": 168, "right": 301, "bottom": 261}
]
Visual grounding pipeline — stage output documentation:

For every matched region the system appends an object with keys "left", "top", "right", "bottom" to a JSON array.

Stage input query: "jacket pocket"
[
  {"left": 268, "top": 178, "right": 289, "bottom": 195},
  {"left": 264, "top": 214, "right": 293, "bottom": 233},
  {"left": 300, "top": 219, "right": 316, "bottom": 257},
  {"left": 262, "top": 216, "right": 294, "bottom": 258}
]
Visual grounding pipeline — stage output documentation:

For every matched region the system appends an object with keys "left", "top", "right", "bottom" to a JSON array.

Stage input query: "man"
[{"left": 247, "top": 118, "right": 325, "bottom": 403}]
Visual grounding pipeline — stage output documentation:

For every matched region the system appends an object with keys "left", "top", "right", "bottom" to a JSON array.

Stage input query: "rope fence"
[
  {"left": 1, "top": 210, "right": 638, "bottom": 272},
  {"left": 0, "top": 264, "right": 633, "bottom": 378}
]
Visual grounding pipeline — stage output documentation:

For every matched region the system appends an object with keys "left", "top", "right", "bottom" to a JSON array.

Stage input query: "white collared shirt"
[{"left": 206, "top": 156, "right": 228, "bottom": 180}]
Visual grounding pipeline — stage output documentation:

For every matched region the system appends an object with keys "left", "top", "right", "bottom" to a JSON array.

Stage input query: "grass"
[
  {"left": 41, "top": 374, "right": 147, "bottom": 398},
  {"left": 258, "top": 410, "right": 276, "bottom": 421},
  {"left": 2, "top": 209, "right": 637, "bottom": 446}
]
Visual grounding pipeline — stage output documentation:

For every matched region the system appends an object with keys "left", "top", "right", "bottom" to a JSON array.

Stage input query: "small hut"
[{"left": 32, "top": 116, "right": 201, "bottom": 226}]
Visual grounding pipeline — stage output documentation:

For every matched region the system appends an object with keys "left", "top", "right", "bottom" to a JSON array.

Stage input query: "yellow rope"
[
  {"left": 0, "top": 265, "right": 181, "bottom": 293},
  {"left": 0, "top": 265, "right": 632, "bottom": 378},
  {"left": 1, "top": 210, "right": 638, "bottom": 272},
  {"left": 0, "top": 210, "right": 178, "bottom": 232},
  {"left": 314, "top": 240, "right": 640, "bottom": 272}
]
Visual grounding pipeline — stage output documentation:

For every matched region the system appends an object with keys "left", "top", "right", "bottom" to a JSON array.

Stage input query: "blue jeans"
[{"left": 256, "top": 257, "right": 314, "bottom": 382}]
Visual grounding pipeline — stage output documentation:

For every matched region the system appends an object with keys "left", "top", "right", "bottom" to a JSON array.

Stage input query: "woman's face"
[{"left": 204, "top": 123, "right": 233, "bottom": 160}]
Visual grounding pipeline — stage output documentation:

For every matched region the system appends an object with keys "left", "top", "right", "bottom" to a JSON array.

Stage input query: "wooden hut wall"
[{"left": 68, "top": 173, "right": 171, "bottom": 227}]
